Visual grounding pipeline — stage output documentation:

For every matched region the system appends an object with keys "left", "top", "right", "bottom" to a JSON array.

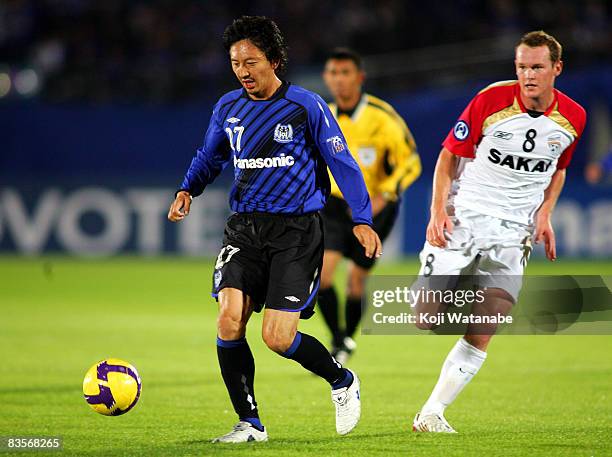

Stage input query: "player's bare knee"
[
  {"left": 414, "top": 311, "right": 439, "bottom": 331},
  {"left": 321, "top": 268, "right": 339, "bottom": 290},
  {"left": 347, "top": 266, "right": 368, "bottom": 297},
  {"left": 217, "top": 311, "right": 245, "bottom": 340},
  {"left": 414, "top": 317, "right": 436, "bottom": 331},
  {"left": 478, "top": 287, "right": 515, "bottom": 317},
  {"left": 321, "top": 251, "right": 342, "bottom": 290},
  {"left": 262, "top": 326, "right": 295, "bottom": 354},
  {"left": 347, "top": 282, "right": 365, "bottom": 299},
  {"left": 320, "top": 275, "right": 334, "bottom": 290},
  {"left": 483, "top": 287, "right": 514, "bottom": 303},
  {"left": 320, "top": 268, "right": 335, "bottom": 290},
  {"left": 413, "top": 300, "right": 446, "bottom": 330}
]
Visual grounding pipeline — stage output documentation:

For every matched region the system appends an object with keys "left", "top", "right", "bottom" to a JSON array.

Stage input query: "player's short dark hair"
[
  {"left": 222, "top": 16, "right": 288, "bottom": 75},
  {"left": 326, "top": 48, "right": 363, "bottom": 70},
  {"left": 517, "top": 31, "right": 562, "bottom": 63}
]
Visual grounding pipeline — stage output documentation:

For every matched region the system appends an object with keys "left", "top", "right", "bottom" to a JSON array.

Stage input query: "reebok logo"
[
  {"left": 233, "top": 154, "right": 295, "bottom": 169},
  {"left": 493, "top": 130, "right": 513, "bottom": 140}
]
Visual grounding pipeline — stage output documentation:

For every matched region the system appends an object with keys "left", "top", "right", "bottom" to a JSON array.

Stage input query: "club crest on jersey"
[
  {"left": 358, "top": 147, "right": 377, "bottom": 166},
  {"left": 453, "top": 120, "right": 470, "bottom": 141},
  {"left": 547, "top": 135, "right": 562, "bottom": 154},
  {"left": 326, "top": 136, "right": 346, "bottom": 155},
  {"left": 274, "top": 123, "right": 294, "bottom": 143}
]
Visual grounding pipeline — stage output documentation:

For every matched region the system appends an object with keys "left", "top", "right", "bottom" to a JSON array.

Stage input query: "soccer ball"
[{"left": 83, "top": 358, "right": 142, "bottom": 416}]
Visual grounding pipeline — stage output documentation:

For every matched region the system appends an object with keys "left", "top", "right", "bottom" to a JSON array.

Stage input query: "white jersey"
[{"left": 443, "top": 81, "right": 586, "bottom": 226}]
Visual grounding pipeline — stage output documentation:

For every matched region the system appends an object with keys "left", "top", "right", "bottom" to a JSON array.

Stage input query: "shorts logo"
[
  {"left": 358, "top": 147, "right": 377, "bottom": 166},
  {"left": 547, "top": 135, "right": 562, "bottom": 154},
  {"left": 493, "top": 130, "right": 513, "bottom": 140},
  {"left": 326, "top": 136, "right": 346, "bottom": 155},
  {"left": 521, "top": 236, "right": 532, "bottom": 267},
  {"left": 453, "top": 120, "right": 470, "bottom": 141},
  {"left": 284, "top": 296, "right": 300, "bottom": 302},
  {"left": 226, "top": 117, "right": 240, "bottom": 124},
  {"left": 214, "top": 270, "right": 222, "bottom": 288},
  {"left": 274, "top": 123, "right": 293, "bottom": 143},
  {"left": 215, "top": 245, "right": 240, "bottom": 269}
]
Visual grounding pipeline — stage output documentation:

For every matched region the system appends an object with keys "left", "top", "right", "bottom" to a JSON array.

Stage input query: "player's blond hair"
[{"left": 517, "top": 31, "right": 562, "bottom": 63}]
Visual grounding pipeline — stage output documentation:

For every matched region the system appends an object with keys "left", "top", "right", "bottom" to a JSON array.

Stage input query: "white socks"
[{"left": 421, "top": 338, "right": 487, "bottom": 416}]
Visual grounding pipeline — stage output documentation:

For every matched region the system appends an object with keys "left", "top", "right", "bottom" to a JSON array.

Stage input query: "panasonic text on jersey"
[{"left": 233, "top": 154, "right": 295, "bottom": 169}]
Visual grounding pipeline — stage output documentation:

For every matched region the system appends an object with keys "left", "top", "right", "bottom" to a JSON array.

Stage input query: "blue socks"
[
  {"left": 281, "top": 331, "right": 346, "bottom": 386},
  {"left": 331, "top": 369, "right": 353, "bottom": 390},
  {"left": 242, "top": 417, "right": 264, "bottom": 431},
  {"left": 216, "top": 337, "right": 260, "bottom": 423}
]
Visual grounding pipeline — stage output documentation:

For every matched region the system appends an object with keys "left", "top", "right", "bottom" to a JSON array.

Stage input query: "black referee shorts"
[
  {"left": 211, "top": 212, "right": 323, "bottom": 320},
  {"left": 321, "top": 195, "right": 398, "bottom": 270}
]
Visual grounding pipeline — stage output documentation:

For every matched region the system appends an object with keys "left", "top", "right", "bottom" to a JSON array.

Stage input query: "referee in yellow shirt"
[{"left": 319, "top": 49, "right": 421, "bottom": 363}]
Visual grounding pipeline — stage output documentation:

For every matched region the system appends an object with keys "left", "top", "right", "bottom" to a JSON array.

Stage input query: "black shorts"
[
  {"left": 211, "top": 212, "right": 323, "bottom": 320},
  {"left": 321, "top": 195, "right": 398, "bottom": 270}
]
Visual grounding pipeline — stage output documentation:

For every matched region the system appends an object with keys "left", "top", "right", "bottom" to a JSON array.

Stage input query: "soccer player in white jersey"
[{"left": 412, "top": 31, "right": 586, "bottom": 433}]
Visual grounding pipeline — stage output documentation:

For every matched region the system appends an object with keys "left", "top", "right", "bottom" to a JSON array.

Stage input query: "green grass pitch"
[{"left": 1, "top": 256, "right": 611, "bottom": 456}]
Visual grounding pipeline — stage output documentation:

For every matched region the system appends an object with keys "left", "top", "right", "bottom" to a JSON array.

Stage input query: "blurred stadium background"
[
  {"left": 1, "top": 2, "right": 611, "bottom": 455},
  {"left": 0, "top": 0, "right": 610, "bottom": 259}
]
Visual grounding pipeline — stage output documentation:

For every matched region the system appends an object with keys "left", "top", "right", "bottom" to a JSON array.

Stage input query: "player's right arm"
[
  {"left": 168, "top": 102, "right": 231, "bottom": 222},
  {"left": 428, "top": 88, "right": 489, "bottom": 247},
  {"left": 427, "top": 148, "right": 456, "bottom": 248}
]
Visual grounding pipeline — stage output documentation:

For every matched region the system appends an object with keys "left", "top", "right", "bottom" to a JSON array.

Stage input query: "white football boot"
[
  {"left": 211, "top": 421, "right": 268, "bottom": 443},
  {"left": 412, "top": 412, "right": 457, "bottom": 433},
  {"left": 331, "top": 369, "right": 361, "bottom": 435}
]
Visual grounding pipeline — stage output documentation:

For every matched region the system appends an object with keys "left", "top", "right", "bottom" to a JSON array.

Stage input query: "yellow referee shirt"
[{"left": 328, "top": 93, "right": 421, "bottom": 201}]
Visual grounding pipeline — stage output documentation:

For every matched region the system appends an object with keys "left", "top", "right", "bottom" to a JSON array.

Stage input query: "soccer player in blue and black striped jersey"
[{"left": 168, "top": 16, "right": 381, "bottom": 443}]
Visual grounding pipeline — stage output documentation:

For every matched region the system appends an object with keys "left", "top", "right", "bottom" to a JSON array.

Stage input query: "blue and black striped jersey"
[{"left": 180, "top": 81, "right": 373, "bottom": 225}]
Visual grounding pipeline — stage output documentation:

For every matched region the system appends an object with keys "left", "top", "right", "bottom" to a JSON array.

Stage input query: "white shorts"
[{"left": 417, "top": 207, "right": 533, "bottom": 301}]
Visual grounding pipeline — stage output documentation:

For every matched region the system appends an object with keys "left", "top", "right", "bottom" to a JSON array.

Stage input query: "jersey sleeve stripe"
[
  {"left": 482, "top": 98, "right": 522, "bottom": 131},
  {"left": 548, "top": 104, "right": 579, "bottom": 138}
]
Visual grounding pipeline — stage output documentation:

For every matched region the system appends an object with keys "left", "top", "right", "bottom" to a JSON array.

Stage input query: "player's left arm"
[
  {"left": 537, "top": 102, "right": 588, "bottom": 260},
  {"left": 535, "top": 169, "right": 566, "bottom": 261},
  {"left": 309, "top": 94, "right": 382, "bottom": 258},
  {"left": 377, "top": 115, "right": 422, "bottom": 202}
]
